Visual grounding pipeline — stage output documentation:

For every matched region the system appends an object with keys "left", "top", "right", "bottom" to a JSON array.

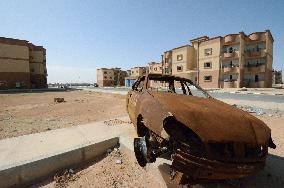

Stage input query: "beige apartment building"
[
  {"left": 161, "top": 30, "right": 273, "bottom": 88},
  {"left": 162, "top": 45, "right": 198, "bottom": 84},
  {"left": 0, "top": 37, "right": 47, "bottom": 89},
  {"left": 96, "top": 68, "right": 127, "bottom": 87},
  {"left": 125, "top": 67, "right": 146, "bottom": 87}
]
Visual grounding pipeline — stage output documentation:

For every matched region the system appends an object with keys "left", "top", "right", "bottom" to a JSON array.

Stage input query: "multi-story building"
[
  {"left": 28, "top": 44, "right": 47, "bottom": 88},
  {"left": 161, "top": 30, "right": 273, "bottom": 88},
  {"left": 148, "top": 62, "right": 162, "bottom": 74},
  {"left": 96, "top": 68, "right": 127, "bottom": 87},
  {"left": 148, "top": 62, "right": 163, "bottom": 88},
  {"left": 125, "top": 66, "right": 146, "bottom": 87},
  {"left": 272, "top": 69, "right": 282, "bottom": 84},
  {"left": 0, "top": 37, "right": 47, "bottom": 89},
  {"left": 162, "top": 45, "right": 198, "bottom": 84}
]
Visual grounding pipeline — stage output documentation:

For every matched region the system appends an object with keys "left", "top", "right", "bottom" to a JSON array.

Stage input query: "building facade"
[
  {"left": 161, "top": 30, "right": 273, "bottom": 88},
  {"left": 272, "top": 69, "right": 282, "bottom": 84},
  {"left": 125, "top": 67, "right": 146, "bottom": 87},
  {"left": 96, "top": 68, "right": 127, "bottom": 87},
  {"left": 162, "top": 45, "right": 198, "bottom": 85},
  {"left": 0, "top": 37, "right": 47, "bottom": 89}
]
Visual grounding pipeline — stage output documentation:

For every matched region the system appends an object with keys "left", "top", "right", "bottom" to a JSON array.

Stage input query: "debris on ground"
[
  {"left": 115, "top": 159, "right": 122, "bottom": 164},
  {"left": 54, "top": 169, "right": 79, "bottom": 188},
  {"left": 36, "top": 147, "right": 160, "bottom": 188},
  {"left": 232, "top": 104, "right": 266, "bottom": 115},
  {"left": 54, "top": 98, "right": 65, "bottom": 103},
  {"left": 232, "top": 104, "right": 284, "bottom": 118},
  {"left": 103, "top": 118, "right": 132, "bottom": 126}
]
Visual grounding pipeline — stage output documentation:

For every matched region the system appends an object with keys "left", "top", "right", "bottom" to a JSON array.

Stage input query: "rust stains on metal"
[{"left": 126, "top": 73, "right": 276, "bottom": 183}]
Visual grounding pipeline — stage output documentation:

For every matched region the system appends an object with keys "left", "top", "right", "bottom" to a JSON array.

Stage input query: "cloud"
[{"left": 47, "top": 65, "right": 97, "bottom": 83}]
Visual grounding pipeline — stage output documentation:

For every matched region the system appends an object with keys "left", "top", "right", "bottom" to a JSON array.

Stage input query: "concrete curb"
[{"left": 0, "top": 137, "right": 119, "bottom": 188}]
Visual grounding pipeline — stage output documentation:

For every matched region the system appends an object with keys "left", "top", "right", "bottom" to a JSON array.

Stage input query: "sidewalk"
[{"left": 0, "top": 116, "right": 134, "bottom": 187}]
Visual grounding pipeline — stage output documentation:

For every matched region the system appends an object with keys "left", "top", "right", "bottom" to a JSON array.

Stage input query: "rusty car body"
[{"left": 126, "top": 73, "right": 276, "bottom": 182}]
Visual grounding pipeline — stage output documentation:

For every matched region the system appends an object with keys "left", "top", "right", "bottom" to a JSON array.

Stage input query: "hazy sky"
[{"left": 0, "top": 0, "right": 283, "bottom": 83}]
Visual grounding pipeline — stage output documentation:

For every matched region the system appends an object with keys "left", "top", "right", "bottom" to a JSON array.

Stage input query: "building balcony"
[
  {"left": 223, "top": 80, "right": 238, "bottom": 88},
  {"left": 223, "top": 51, "right": 239, "bottom": 58},
  {"left": 224, "top": 35, "right": 235, "bottom": 44},
  {"left": 244, "top": 64, "right": 266, "bottom": 73},
  {"left": 249, "top": 33, "right": 259, "bottom": 41},
  {"left": 245, "top": 49, "right": 266, "bottom": 58},
  {"left": 223, "top": 66, "right": 239, "bottom": 73},
  {"left": 244, "top": 80, "right": 266, "bottom": 88}
]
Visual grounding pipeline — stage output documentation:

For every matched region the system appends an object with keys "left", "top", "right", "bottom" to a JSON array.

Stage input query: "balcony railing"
[
  {"left": 223, "top": 80, "right": 238, "bottom": 88},
  {"left": 244, "top": 64, "right": 266, "bottom": 73},
  {"left": 223, "top": 66, "right": 239, "bottom": 73},
  {"left": 245, "top": 49, "right": 266, "bottom": 58},
  {"left": 223, "top": 51, "right": 239, "bottom": 58},
  {"left": 244, "top": 80, "right": 265, "bottom": 88}
]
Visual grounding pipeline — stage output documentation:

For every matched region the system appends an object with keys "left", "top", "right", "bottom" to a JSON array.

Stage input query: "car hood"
[{"left": 150, "top": 92, "right": 271, "bottom": 146}]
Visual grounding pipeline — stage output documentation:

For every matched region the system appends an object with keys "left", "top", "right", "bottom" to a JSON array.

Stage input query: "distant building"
[
  {"left": 148, "top": 62, "right": 162, "bottom": 74},
  {"left": 0, "top": 37, "right": 47, "bottom": 89},
  {"left": 161, "top": 30, "right": 274, "bottom": 88},
  {"left": 272, "top": 69, "right": 282, "bottom": 84},
  {"left": 96, "top": 68, "right": 127, "bottom": 87},
  {"left": 125, "top": 67, "right": 146, "bottom": 87},
  {"left": 162, "top": 45, "right": 198, "bottom": 84}
]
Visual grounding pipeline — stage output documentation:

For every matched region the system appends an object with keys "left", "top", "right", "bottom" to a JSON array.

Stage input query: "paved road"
[{"left": 83, "top": 87, "right": 284, "bottom": 104}]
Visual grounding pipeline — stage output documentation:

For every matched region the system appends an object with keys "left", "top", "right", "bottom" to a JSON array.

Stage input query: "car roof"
[{"left": 147, "top": 73, "right": 193, "bottom": 83}]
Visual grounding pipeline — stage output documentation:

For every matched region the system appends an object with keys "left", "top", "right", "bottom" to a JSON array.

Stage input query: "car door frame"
[{"left": 127, "top": 76, "right": 146, "bottom": 122}]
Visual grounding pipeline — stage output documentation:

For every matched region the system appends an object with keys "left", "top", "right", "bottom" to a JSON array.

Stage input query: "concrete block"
[{"left": 0, "top": 137, "right": 119, "bottom": 188}]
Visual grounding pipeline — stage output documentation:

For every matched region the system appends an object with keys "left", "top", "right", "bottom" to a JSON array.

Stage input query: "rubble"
[
  {"left": 54, "top": 98, "right": 65, "bottom": 103},
  {"left": 115, "top": 159, "right": 122, "bottom": 164},
  {"left": 54, "top": 169, "right": 79, "bottom": 188},
  {"left": 103, "top": 118, "right": 131, "bottom": 126}
]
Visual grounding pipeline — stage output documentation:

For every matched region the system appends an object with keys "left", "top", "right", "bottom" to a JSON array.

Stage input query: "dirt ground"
[
  {"left": 32, "top": 148, "right": 161, "bottom": 188},
  {"left": 0, "top": 90, "right": 127, "bottom": 139},
  {"left": 1, "top": 90, "right": 284, "bottom": 187}
]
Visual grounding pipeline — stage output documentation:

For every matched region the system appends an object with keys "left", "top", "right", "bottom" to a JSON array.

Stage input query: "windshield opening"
[{"left": 147, "top": 76, "right": 210, "bottom": 98}]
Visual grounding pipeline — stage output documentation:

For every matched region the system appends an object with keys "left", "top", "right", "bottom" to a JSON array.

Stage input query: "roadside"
[{"left": 32, "top": 148, "right": 161, "bottom": 188}]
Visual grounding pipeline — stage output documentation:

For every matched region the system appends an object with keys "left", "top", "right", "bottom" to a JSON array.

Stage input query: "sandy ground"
[
  {"left": 32, "top": 148, "right": 161, "bottom": 188},
  {"left": 1, "top": 90, "right": 284, "bottom": 187},
  {"left": 0, "top": 91, "right": 127, "bottom": 139}
]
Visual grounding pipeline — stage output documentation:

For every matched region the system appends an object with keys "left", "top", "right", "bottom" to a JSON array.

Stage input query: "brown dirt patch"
[{"left": 0, "top": 90, "right": 127, "bottom": 139}]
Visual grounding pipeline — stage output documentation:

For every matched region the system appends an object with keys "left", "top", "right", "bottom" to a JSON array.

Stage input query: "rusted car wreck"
[{"left": 126, "top": 73, "right": 276, "bottom": 183}]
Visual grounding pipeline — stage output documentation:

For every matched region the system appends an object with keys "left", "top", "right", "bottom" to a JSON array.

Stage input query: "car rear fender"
[{"left": 135, "top": 91, "right": 173, "bottom": 138}]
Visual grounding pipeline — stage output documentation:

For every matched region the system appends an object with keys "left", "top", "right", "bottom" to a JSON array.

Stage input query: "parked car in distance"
[{"left": 126, "top": 73, "right": 276, "bottom": 183}]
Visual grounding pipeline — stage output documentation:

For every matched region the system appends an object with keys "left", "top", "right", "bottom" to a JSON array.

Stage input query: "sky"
[{"left": 0, "top": 0, "right": 283, "bottom": 83}]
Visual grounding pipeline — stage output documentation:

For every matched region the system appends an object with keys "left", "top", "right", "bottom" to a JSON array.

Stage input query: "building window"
[
  {"left": 204, "top": 48, "right": 212, "bottom": 56},
  {"left": 131, "top": 71, "right": 134, "bottom": 74},
  {"left": 110, "top": 77, "right": 112, "bottom": 79},
  {"left": 204, "top": 62, "right": 212, "bottom": 69},
  {"left": 177, "top": 66, "right": 183, "bottom": 72},
  {"left": 204, "top": 76, "right": 212, "bottom": 82},
  {"left": 159, "top": 66, "right": 162, "bottom": 70},
  {"left": 255, "top": 75, "right": 259, "bottom": 82},
  {"left": 104, "top": 76, "right": 107, "bottom": 79},
  {"left": 136, "top": 70, "right": 138, "bottom": 73},
  {"left": 31, "top": 68, "right": 35, "bottom": 73},
  {"left": 104, "top": 71, "right": 107, "bottom": 74},
  {"left": 177, "top": 54, "right": 183, "bottom": 61},
  {"left": 154, "top": 67, "right": 157, "bottom": 71},
  {"left": 165, "top": 68, "right": 169, "bottom": 74}
]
